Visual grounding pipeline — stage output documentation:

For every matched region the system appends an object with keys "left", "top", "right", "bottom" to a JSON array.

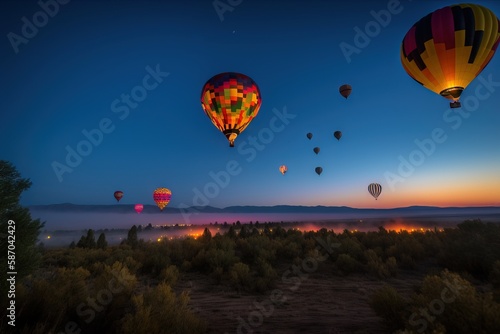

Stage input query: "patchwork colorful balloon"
[{"left": 201, "top": 72, "right": 262, "bottom": 147}]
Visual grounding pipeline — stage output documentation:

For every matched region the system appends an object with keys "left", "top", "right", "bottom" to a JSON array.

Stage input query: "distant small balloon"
[
  {"left": 114, "top": 191, "right": 123, "bottom": 202},
  {"left": 313, "top": 147, "right": 320, "bottom": 154},
  {"left": 279, "top": 165, "right": 288, "bottom": 175},
  {"left": 134, "top": 204, "right": 144, "bottom": 214},
  {"left": 315, "top": 167, "right": 323, "bottom": 175},
  {"left": 339, "top": 84, "right": 352, "bottom": 99},
  {"left": 307, "top": 133, "right": 313, "bottom": 140},
  {"left": 334, "top": 131, "right": 342, "bottom": 141},
  {"left": 368, "top": 183, "right": 382, "bottom": 200}
]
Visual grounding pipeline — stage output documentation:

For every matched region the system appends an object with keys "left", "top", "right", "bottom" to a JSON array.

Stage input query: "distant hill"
[{"left": 28, "top": 203, "right": 500, "bottom": 217}]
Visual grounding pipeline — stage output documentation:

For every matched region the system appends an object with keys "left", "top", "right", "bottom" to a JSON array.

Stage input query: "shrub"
[
  {"left": 230, "top": 262, "right": 251, "bottom": 291},
  {"left": 366, "top": 249, "right": 394, "bottom": 279},
  {"left": 254, "top": 259, "right": 278, "bottom": 292},
  {"left": 336, "top": 254, "right": 361, "bottom": 274},
  {"left": 11, "top": 267, "right": 91, "bottom": 333},
  {"left": 370, "top": 270, "right": 500, "bottom": 333},
  {"left": 490, "top": 260, "right": 500, "bottom": 288},
  {"left": 121, "top": 283, "right": 206, "bottom": 334},
  {"left": 408, "top": 270, "right": 500, "bottom": 334},
  {"left": 159, "top": 265, "right": 180, "bottom": 286},
  {"left": 369, "top": 285, "right": 407, "bottom": 332},
  {"left": 386, "top": 256, "right": 398, "bottom": 277}
]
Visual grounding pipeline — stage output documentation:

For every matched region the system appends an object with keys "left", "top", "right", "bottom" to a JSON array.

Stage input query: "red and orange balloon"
[{"left": 153, "top": 188, "right": 171, "bottom": 211}]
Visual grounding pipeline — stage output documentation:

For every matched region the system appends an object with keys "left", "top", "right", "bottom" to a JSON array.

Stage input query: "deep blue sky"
[{"left": 1, "top": 0, "right": 500, "bottom": 209}]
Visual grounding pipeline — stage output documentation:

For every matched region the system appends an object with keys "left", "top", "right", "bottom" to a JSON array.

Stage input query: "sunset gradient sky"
[{"left": 1, "top": 0, "right": 500, "bottom": 209}]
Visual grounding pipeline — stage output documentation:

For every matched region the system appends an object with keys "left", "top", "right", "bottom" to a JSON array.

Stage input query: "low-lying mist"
[{"left": 36, "top": 214, "right": 499, "bottom": 248}]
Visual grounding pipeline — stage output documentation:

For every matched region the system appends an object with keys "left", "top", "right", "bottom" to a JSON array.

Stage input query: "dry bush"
[{"left": 121, "top": 282, "right": 206, "bottom": 334}]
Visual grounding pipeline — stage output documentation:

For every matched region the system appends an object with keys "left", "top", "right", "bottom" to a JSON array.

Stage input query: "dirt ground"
[{"left": 176, "top": 267, "right": 429, "bottom": 334}]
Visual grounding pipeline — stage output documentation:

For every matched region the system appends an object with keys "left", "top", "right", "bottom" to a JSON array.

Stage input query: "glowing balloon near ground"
[
  {"left": 279, "top": 165, "right": 287, "bottom": 175},
  {"left": 114, "top": 191, "right": 123, "bottom": 202},
  {"left": 200, "top": 72, "right": 262, "bottom": 147},
  {"left": 368, "top": 183, "right": 382, "bottom": 200},
  {"left": 339, "top": 84, "right": 352, "bottom": 99},
  {"left": 153, "top": 188, "right": 171, "bottom": 211},
  {"left": 401, "top": 4, "right": 500, "bottom": 108},
  {"left": 134, "top": 204, "right": 144, "bottom": 214},
  {"left": 315, "top": 167, "right": 323, "bottom": 175}
]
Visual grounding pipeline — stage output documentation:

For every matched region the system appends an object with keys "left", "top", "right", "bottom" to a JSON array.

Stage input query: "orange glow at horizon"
[
  {"left": 326, "top": 174, "right": 500, "bottom": 209},
  {"left": 386, "top": 175, "right": 500, "bottom": 207}
]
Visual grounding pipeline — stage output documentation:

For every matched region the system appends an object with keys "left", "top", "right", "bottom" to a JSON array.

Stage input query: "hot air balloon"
[
  {"left": 315, "top": 167, "right": 323, "bottom": 175},
  {"left": 306, "top": 132, "right": 313, "bottom": 140},
  {"left": 368, "top": 183, "right": 382, "bottom": 200},
  {"left": 279, "top": 165, "right": 288, "bottom": 175},
  {"left": 339, "top": 84, "right": 352, "bottom": 99},
  {"left": 401, "top": 4, "right": 500, "bottom": 108},
  {"left": 114, "top": 191, "right": 123, "bottom": 202},
  {"left": 134, "top": 204, "right": 144, "bottom": 214},
  {"left": 200, "top": 72, "right": 262, "bottom": 147},
  {"left": 153, "top": 188, "right": 171, "bottom": 211},
  {"left": 334, "top": 131, "right": 342, "bottom": 141},
  {"left": 313, "top": 147, "right": 320, "bottom": 154}
]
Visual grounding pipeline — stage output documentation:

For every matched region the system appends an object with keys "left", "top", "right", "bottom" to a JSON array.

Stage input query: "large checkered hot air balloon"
[
  {"left": 201, "top": 72, "right": 262, "bottom": 147},
  {"left": 401, "top": 3, "right": 500, "bottom": 108}
]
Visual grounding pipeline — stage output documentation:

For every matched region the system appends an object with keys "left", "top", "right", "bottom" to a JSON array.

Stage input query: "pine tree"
[
  {"left": 0, "top": 160, "right": 44, "bottom": 295},
  {"left": 201, "top": 227, "right": 212, "bottom": 242},
  {"left": 97, "top": 232, "right": 108, "bottom": 249},
  {"left": 127, "top": 225, "right": 138, "bottom": 248},
  {"left": 85, "top": 229, "right": 96, "bottom": 248}
]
